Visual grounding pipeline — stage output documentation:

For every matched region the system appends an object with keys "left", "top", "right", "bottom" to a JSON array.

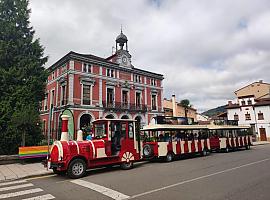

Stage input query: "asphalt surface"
[{"left": 1, "top": 144, "right": 270, "bottom": 200}]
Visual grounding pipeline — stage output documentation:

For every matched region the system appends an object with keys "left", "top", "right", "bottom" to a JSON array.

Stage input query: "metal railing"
[{"left": 102, "top": 101, "right": 147, "bottom": 112}]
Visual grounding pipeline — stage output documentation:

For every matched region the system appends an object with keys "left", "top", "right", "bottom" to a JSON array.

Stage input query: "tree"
[
  {"left": 0, "top": 0, "right": 48, "bottom": 154},
  {"left": 180, "top": 99, "right": 191, "bottom": 118}
]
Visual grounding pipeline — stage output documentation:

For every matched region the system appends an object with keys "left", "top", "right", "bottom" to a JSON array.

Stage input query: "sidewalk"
[
  {"left": 253, "top": 141, "right": 270, "bottom": 146},
  {"left": 0, "top": 162, "right": 53, "bottom": 181}
]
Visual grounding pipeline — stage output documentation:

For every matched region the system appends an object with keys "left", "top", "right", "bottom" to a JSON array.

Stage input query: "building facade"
[
  {"left": 226, "top": 81, "right": 270, "bottom": 141},
  {"left": 163, "top": 95, "right": 197, "bottom": 124},
  {"left": 40, "top": 31, "right": 164, "bottom": 140}
]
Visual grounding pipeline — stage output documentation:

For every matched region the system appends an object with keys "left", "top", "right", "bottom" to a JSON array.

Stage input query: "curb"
[
  {"left": 1, "top": 170, "right": 54, "bottom": 182},
  {"left": 24, "top": 171, "right": 55, "bottom": 180},
  {"left": 0, "top": 155, "right": 19, "bottom": 165},
  {"left": 253, "top": 142, "right": 270, "bottom": 146}
]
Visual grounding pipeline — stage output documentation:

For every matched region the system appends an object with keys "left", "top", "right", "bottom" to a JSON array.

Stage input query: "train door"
[{"left": 111, "top": 121, "right": 123, "bottom": 156}]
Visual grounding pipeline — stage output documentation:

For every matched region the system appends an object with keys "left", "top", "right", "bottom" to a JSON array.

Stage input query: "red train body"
[{"left": 49, "top": 118, "right": 141, "bottom": 178}]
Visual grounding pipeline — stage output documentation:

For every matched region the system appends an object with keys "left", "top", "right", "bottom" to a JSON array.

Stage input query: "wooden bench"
[{"left": 18, "top": 146, "right": 49, "bottom": 159}]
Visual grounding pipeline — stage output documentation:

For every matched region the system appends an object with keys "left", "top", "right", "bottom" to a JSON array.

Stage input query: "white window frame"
[
  {"left": 106, "top": 86, "right": 115, "bottom": 107},
  {"left": 82, "top": 62, "right": 92, "bottom": 73},
  {"left": 50, "top": 89, "right": 55, "bottom": 108},
  {"left": 151, "top": 93, "right": 158, "bottom": 111},
  {"left": 60, "top": 85, "right": 66, "bottom": 106},
  {"left": 121, "top": 89, "right": 130, "bottom": 108},
  {"left": 52, "top": 71, "right": 55, "bottom": 80},
  {"left": 43, "top": 93, "right": 48, "bottom": 111},
  {"left": 81, "top": 83, "right": 93, "bottom": 106},
  {"left": 150, "top": 78, "right": 157, "bottom": 86},
  {"left": 62, "top": 64, "right": 67, "bottom": 73},
  {"left": 135, "top": 91, "right": 142, "bottom": 106},
  {"left": 106, "top": 68, "right": 115, "bottom": 78},
  {"left": 134, "top": 74, "right": 142, "bottom": 83}
]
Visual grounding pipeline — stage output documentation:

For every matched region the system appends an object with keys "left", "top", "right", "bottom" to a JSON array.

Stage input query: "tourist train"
[{"left": 47, "top": 115, "right": 253, "bottom": 178}]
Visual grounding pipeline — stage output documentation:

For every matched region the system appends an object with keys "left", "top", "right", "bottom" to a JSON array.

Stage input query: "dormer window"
[
  {"left": 247, "top": 99, "right": 252, "bottom": 105},
  {"left": 241, "top": 100, "right": 246, "bottom": 106}
]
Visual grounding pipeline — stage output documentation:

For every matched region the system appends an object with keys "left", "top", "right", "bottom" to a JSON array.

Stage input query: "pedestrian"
[{"left": 86, "top": 131, "right": 93, "bottom": 140}]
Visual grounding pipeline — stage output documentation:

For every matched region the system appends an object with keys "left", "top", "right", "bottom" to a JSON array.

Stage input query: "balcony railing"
[{"left": 102, "top": 101, "right": 147, "bottom": 112}]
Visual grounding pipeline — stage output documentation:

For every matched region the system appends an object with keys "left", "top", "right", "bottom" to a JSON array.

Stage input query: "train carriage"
[
  {"left": 141, "top": 124, "right": 211, "bottom": 162},
  {"left": 208, "top": 125, "right": 253, "bottom": 152}
]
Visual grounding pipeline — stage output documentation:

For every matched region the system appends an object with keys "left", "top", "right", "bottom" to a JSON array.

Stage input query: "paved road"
[{"left": 1, "top": 145, "right": 270, "bottom": 200}]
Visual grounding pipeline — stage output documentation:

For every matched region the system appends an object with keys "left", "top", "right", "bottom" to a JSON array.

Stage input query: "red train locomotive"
[{"left": 48, "top": 116, "right": 141, "bottom": 178}]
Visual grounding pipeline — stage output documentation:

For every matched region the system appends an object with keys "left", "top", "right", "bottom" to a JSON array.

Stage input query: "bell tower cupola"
[
  {"left": 115, "top": 27, "right": 132, "bottom": 68},
  {"left": 116, "top": 27, "right": 128, "bottom": 51}
]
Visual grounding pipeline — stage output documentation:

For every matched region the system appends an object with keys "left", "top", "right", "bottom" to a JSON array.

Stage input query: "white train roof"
[{"left": 141, "top": 124, "right": 250, "bottom": 131}]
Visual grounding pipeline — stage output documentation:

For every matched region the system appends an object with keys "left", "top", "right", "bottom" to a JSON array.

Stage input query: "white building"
[{"left": 227, "top": 81, "right": 270, "bottom": 141}]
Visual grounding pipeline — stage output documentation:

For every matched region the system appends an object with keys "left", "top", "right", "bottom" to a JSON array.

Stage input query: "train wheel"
[
  {"left": 67, "top": 159, "right": 86, "bottom": 179},
  {"left": 201, "top": 148, "right": 207, "bottom": 156},
  {"left": 245, "top": 145, "right": 250, "bottom": 150},
  {"left": 143, "top": 144, "right": 154, "bottom": 158},
  {"left": 165, "top": 152, "right": 174, "bottom": 162},
  {"left": 225, "top": 146, "right": 229, "bottom": 153},
  {"left": 121, "top": 161, "right": 133, "bottom": 170},
  {"left": 121, "top": 152, "right": 134, "bottom": 170}
]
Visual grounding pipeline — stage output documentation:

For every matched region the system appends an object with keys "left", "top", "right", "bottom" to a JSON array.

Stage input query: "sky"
[{"left": 29, "top": 0, "right": 270, "bottom": 112}]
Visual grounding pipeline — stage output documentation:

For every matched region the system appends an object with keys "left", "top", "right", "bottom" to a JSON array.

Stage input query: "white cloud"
[{"left": 29, "top": 0, "right": 270, "bottom": 111}]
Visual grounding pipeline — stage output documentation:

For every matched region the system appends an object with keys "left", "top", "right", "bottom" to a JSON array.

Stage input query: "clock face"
[{"left": 122, "top": 56, "right": 128, "bottom": 64}]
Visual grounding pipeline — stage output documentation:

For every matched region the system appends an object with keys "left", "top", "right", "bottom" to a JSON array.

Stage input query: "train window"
[
  {"left": 128, "top": 122, "right": 134, "bottom": 139},
  {"left": 121, "top": 123, "right": 126, "bottom": 138}
]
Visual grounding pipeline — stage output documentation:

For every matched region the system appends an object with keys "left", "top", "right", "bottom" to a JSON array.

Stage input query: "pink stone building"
[{"left": 40, "top": 31, "right": 164, "bottom": 140}]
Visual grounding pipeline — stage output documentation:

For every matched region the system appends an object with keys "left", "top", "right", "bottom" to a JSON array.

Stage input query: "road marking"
[
  {"left": 0, "top": 180, "right": 27, "bottom": 187},
  {"left": 22, "top": 194, "right": 55, "bottom": 200},
  {"left": 129, "top": 157, "right": 270, "bottom": 199},
  {"left": 0, "top": 188, "right": 43, "bottom": 199},
  {"left": 26, "top": 174, "right": 56, "bottom": 181},
  {"left": 70, "top": 179, "right": 130, "bottom": 200},
  {"left": 0, "top": 183, "right": 33, "bottom": 192}
]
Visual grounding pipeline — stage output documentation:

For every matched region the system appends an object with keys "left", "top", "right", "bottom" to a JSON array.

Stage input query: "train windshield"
[{"left": 94, "top": 123, "right": 107, "bottom": 138}]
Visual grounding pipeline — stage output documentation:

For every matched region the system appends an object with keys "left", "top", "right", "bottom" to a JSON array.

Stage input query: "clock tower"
[{"left": 115, "top": 29, "right": 132, "bottom": 68}]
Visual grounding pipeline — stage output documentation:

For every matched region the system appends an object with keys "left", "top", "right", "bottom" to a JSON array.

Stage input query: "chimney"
[
  {"left": 228, "top": 101, "right": 233, "bottom": 106},
  {"left": 259, "top": 80, "right": 263, "bottom": 83},
  {"left": 172, "top": 95, "right": 177, "bottom": 117},
  {"left": 60, "top": 115, "right": 70, "bottom": 141}
]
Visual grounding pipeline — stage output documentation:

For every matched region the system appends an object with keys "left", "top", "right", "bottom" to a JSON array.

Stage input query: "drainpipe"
[{"left": 253, "top": 106, "right": 259, "bottom": 141}]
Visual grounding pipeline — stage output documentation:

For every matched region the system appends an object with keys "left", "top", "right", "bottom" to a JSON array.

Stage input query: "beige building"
[
  {"left": 163, "top": 95, "right": 197, "bottom": 124},
  {"left": 235, "top": 80, "right": 270, "bottom": 99}
]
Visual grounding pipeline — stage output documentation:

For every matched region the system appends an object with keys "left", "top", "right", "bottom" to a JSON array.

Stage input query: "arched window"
[{"left": 105, "top": 114, "right": 115, "bottom": 119}]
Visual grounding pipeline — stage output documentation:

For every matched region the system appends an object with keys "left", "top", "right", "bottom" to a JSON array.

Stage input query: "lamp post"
[{"left": 47, "top": 105, "right": 54, "bottom": 170}]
